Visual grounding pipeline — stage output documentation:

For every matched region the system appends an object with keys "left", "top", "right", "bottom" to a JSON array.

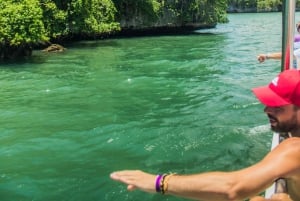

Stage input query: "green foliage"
[
  {"left": 112, "top": 0, "right": 163, "bottom": 26},
  {"left": 1, "top": 0, "right": 229, "bottom": 49},
  {"left": 162, "top": 0, "right": 228, "bottom": 25},
  {"left": 186, "top": 0, "right": 228, "bottom": 24},
  {"left": 0, "top": 0, "right": 48, "bottom": 46},
  {"left": 1, "top": 0, "right": 232, "bottom": 59},
  {"left": 40, "top": 0, "right": 67, "bottom": 38},
  {"left": 112, "top": 0, "right": 228, "bottom": 28},
  {"left": 257, "top": 0, "right": 281, "bottom": 11},
  {"left": 230, "top": 0, "right": 300, "bottom": 11},
  {"left": 68, "top": 0, "right": 120, "bottom": 36}
]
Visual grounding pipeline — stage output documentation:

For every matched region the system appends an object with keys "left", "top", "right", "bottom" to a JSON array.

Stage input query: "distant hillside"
[{"left": 227, "top": 0, "right": 300, "bottom": 13}]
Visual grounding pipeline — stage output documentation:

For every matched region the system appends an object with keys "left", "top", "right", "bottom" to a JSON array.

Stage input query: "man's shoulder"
[
  {"left": 281, "top": 137, "right": 300, "bottom": 145},
  {"left": 275, "top": 137, "right": 300, "bottom": 155}
]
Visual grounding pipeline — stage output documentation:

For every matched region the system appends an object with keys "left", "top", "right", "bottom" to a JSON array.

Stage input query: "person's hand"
[
  {"left": 250, "top": 196, "right": 267, "bottom": 201},
  {"left": 270, "top": 193, "right": 293, "bottom": 201},
  {"left": 250, "top": 193, "right": 292, "bottom": 201},
  {"left": 257, "top": 54, "right": 267, "bottom": 63},
  {"left": 110, "top": 170, "right": 157, "bottom": 193}
]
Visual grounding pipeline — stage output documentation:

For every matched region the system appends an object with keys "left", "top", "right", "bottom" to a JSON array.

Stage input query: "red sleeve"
[{"left": 284, "top": 47, "right": 290, "bottom": 70}]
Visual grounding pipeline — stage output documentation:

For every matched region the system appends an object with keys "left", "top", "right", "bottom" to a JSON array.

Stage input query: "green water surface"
[{"left": 0, "top": 13, "right": 290, "bottom": 201}]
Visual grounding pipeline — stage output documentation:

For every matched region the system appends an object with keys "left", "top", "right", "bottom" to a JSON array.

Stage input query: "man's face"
[{"left": 264, "top": 104, "right": 299, "bottom": 133}]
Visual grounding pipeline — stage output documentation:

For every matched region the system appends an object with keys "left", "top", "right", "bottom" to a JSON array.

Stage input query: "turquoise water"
[{"left": 0, "top": 13, "right": 291, "bottom": 201}]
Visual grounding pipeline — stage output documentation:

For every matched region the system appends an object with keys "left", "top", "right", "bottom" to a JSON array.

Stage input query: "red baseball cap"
[{"left": 252, "top": 69, "right": 300, "bottom": 107}]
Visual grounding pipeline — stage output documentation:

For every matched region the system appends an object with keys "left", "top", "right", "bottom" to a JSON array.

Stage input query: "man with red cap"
[{"left": 110, "top": 69, "right": 300, "bottom": 201}]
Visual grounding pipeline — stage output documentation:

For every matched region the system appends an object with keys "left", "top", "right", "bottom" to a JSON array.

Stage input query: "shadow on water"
[
  {"left": 0, "top": 52, "right": 55, "bottom": 67},
  {"left": 0, "top": 41, "right": 110, "bottom": 67},
  {"left": 65, "top": 39, "right": 121, "bottom": 49}
]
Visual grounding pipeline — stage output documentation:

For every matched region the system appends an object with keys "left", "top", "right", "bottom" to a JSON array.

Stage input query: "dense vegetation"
[
  {"left": 0, "top": 0, "right": 229, "bottom": 59},
  {"left": 228, "top": 0, "right": 300, "bottom": 12},
  {"left": 0, "top": 0, "right": 298, "bottom": 59}
]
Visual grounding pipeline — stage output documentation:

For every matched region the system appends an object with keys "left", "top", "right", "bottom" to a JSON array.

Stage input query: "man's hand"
[
  {"left": 250, "top": 193, "right": 292, "bottom": 201},
  {"left": 257, "top": 54, "right": 267, "bottom": 63}
]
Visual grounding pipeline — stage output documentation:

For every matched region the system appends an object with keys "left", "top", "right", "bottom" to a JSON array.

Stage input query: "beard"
[
  {"left": 271, "top": 122, "right": 293, "bottom": 133},
  {"left": 269, "top": 113, "right": 298, "bottom": 133}
]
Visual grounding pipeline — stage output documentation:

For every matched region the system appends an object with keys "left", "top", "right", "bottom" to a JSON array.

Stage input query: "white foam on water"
[{"left": 248, "top": 124, "right": 270, "bottom": 135}]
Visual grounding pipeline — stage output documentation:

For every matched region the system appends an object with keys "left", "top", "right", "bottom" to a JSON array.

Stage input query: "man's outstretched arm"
[{"left": 110, "top": 138, "right": 300, "bottom": 201}]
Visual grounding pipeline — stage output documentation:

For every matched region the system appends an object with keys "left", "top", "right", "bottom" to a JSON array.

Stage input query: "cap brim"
[{"left": 252, "top": 86, "right": 290, "bottom": 107}]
